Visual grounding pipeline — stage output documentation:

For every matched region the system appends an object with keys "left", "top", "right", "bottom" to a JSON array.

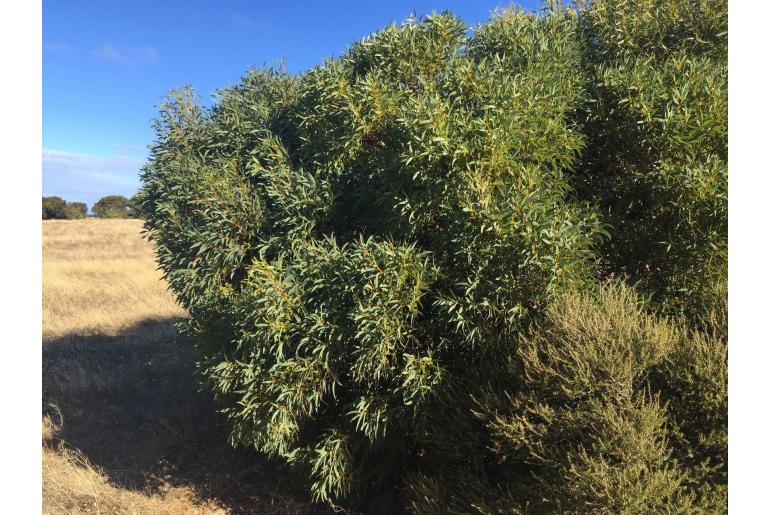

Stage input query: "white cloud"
[
  {"left": 92, "top": 42, "right": 159, "bottom": 66},
  {"left": 43, "top": 148, "right": 146, "bottom": 207}
]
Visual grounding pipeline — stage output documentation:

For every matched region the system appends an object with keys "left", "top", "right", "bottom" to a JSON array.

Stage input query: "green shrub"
[
  {"left": 140, "top": 9, "right": 604, "bottom": 509},
  {"left": 42, "top": 196, "right": 68, "bottom": 219},
  {"left": 42, "top": 197, "right": 88, "bottom": 219},
  {"left": 652, "top": 280, "right": 727, "bottom": 499},
  {"left": 407, "top": 282, "right": 726, "bottom": 513},
  {"left": 64, "top": 202, "right": 87, "bottom": 219},
  {"left": 574, "top": 0, "right": 727, "bottom": 318},
  {"left": 139, "top": 2, "right": 726, "bottom": 511},
  {"left": 92, "top": 195, "right": 131, "bottom": 218}
]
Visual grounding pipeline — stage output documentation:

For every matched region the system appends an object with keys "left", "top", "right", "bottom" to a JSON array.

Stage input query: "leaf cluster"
[{"left": 574, "top": 0, "right": 727, "bottom": 317}]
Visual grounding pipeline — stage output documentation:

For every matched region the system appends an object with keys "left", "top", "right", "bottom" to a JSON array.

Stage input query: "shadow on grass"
[{"left": 42, "top": 318, "right": 330, "bottom": 514}]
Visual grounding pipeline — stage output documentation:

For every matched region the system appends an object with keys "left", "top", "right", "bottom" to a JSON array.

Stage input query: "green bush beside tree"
[
  {"left": 42, "top": 196, "right": 87, "bottom": 220},
  {"left": 139, "top": 1, "right": 726, "bottom": 511},
  {"left": 42, "top": 196, "right": 68, "bottom": 219},
  {"left": 408, "top": 281, "right": 726, "bottom": 512},
  {"left": 92, "top": 195, "right": 131, "bottom": 218},
  {"left": 64, "top": 202, "right": 87, "bottom": 219}
]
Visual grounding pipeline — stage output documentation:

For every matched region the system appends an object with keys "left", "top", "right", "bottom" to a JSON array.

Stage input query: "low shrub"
[
  {"left": 93, "top": 195, "right": 131, "bottom": 218},
  {"left": 64, "top": 202, "right": 87, "bottom": 219},
  {"left": 407, "top": 282, "right": 726, "bottom": 513},
  {"left": 43, "top": 197, "right": 88, "bottom": 220}
]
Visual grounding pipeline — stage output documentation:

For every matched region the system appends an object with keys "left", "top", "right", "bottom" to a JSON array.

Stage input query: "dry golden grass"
[
  {"left": 43, "top": 412, "right": 226, "bottom": 515},
  {"left": 43, "top": 219, "right": 184, "bottom": 340},
  {"left": 42, "top": 219, "right": 323, "bottom": 515}
]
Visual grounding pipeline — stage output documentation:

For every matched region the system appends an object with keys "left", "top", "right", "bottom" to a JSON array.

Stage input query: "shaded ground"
[{"left": 43, "top": 318, "right": 329, "bottom": 514}]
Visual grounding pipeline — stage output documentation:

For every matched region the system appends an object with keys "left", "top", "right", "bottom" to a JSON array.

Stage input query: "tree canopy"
[
  {"left": 43, "top": 196, "right": 87, "bottom": 220},
  {"left": 92, "top": 195, "right": 131, "bottom": 218}
]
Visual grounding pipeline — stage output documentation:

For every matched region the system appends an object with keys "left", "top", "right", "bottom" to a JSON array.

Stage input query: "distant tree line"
[{"left": 42, "top": 194, "right": 144, "bottom": 219}]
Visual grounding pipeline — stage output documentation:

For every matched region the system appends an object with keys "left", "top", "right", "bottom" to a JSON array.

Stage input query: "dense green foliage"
[
  {"left": 574, "top": 0, "right": 727, "bottom": 318},
  {"left": 407, "top": 281, "right": 726, "bottom": 512},
  {"left": 140, "top": 1, "right": 727, "bottom": 511},
  {"left": 64, "top": 202, "right": 87, "bottom": 219},
  {"left": 42, "top": 196, "right": 68, "bottom": 219},
  {"left": 42, "top": 196, "right": 87, "bottom": 220},
  {"left": 128, "top": 194, "right": 145, "bottom": 218},
  {"left": 92, "top": 195, "right": 132, "bottom": 218}
]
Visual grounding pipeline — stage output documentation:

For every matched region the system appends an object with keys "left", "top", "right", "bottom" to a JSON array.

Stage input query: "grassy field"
[{"left": 42, "top": 219, "right": 325, "bottom": 514}]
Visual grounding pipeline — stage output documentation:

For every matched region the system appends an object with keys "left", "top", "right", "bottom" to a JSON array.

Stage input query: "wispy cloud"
[
  {"left": 43, "top": 41, "right": 71, "bottom": 52},
  {"left": 228, "top": 12, "right": 269, "bottom": 30},
  {"left": 43, "top": 148, "right": 146, "bottom": 206},
  {"left": 92, "top": 42, "right": 159, "bottom": 67}
]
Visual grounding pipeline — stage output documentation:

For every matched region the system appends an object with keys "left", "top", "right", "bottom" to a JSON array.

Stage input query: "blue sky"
[{"left": 43, "top": 0, "right": 539, "bottom": 208}]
